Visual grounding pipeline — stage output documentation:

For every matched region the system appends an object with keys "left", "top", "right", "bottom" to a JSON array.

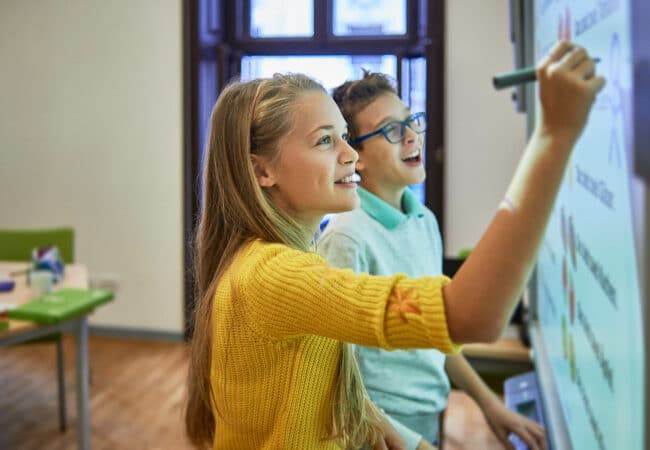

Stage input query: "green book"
[{"left": 8, "top": 288, "right": 114, "bottom": 324}]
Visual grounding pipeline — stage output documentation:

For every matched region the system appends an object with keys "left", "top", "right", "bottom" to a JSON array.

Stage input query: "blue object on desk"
[
  {"left": 0, "top": 278, "right": 15, "bottom": 292},
  {"left": 504, "top": 371, "right": 548, "bottom": 450},
  {"left": 0, "top": 280, "right": 15, "bottom": 292}
]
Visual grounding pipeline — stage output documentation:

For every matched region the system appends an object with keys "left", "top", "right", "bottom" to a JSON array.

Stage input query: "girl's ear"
[{"left": 250, "top": 154, "right": 276, "bottom": 187}]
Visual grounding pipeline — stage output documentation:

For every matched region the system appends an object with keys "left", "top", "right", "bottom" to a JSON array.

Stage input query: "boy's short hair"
[{"left": 332, "top": 70, "right": 398, "bottom": 148}]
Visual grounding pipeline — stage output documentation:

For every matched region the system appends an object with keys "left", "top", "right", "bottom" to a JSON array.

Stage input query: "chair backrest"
[{"left": 0, "top": 227, "right": 75, "bottom": 263}]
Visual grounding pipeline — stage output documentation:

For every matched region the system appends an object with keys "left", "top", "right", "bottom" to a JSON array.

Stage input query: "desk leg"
[
  {"left": 57, "top": 336, "right": 67, "bottom": 432},
  {"left": 75, "top": 317, "right": 90, "bottom": 450}
]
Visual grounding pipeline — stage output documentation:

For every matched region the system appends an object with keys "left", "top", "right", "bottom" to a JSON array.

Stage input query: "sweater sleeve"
[{"left": 234, "top": 242, "right": 461, "bottom": 354}]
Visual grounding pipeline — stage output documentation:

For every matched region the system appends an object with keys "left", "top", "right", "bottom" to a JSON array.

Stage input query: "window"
[
  {"left": 185, "top": 0, "right": 444, "bottom": 332},
  {"left": 401, "top": 57, "right": 426, "bottom": 202},
  {"left": 250, "top": 0, "right": 313, "bottom": 37},
  {"left": 333, "top": 0, "right": 407, "bottom": 36},
  {"left": 241, "top": 55, "right": 397, "bottom": 91}
]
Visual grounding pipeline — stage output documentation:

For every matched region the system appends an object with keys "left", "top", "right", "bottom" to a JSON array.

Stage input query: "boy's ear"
[{"left": 250, "top": 154, "right": 276, "bottom": 187}]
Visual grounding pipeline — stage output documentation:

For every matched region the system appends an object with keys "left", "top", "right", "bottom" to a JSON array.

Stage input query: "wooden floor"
[
  {"left": 0, "top": 335, "right": 504, "bottom": 450},
  {"left": 0, "top": 335, "right": 192, "bottom": 450}
]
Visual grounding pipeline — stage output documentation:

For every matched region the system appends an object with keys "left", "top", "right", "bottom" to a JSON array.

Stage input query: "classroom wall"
[
  {"left": 444, "top": 0, "right": 528, "bottom": 256},
  {"left": 0, "top": 0, "right": 184, "bottom": 333}
]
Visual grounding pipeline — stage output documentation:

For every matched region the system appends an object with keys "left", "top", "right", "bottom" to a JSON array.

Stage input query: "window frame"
[{"left": 226, "top": 0, "right": 426, "bottom": 55}]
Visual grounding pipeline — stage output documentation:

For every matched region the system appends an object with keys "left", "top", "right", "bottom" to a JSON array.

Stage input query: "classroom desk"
[{"left": 0, "top": 262, "right": 94, "bottom": 450}]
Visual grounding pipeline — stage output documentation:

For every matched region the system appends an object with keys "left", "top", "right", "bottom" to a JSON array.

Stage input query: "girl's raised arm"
[{"left": 442, "top": 41, "right": 606, "bottom": 344}]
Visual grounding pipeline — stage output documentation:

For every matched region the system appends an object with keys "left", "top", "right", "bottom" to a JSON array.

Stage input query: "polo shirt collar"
[{"left": 358, "top": 187, "right": 425, "bottom": 229}]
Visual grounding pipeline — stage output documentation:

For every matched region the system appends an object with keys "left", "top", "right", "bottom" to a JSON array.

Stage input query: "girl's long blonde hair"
[{"left": 185, "top": 73, "right": 382, "bottom": 449}]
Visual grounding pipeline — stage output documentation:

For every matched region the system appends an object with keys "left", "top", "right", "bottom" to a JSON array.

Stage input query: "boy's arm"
[
  {"left": 445, "top": 354, "right": 546, "bottom": 450},
  {"left": 383, "top": 414, "right": 424, "bottom": 450},
  {"left": 444, "top": 353, "right": 496, "bottom": 409}
]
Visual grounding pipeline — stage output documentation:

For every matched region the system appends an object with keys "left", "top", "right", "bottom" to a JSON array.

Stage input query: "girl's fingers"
[
  {"left": 586, "top": 75, "right": 607, "bottom": 95},
  {"left": 574, "top": 57, "right": 597, "bottom": 80},
  {"left": 538, "top": 41, "right": 577, "bottom": 82},
  {"left": 542, "top": 40, "right": 575, "bottom": 66},
  {"left": 550, "top": 43, "right": 605, "bottom": 97},
  {"left": 559, "top": 46, "right": 589, "bottom": 70}
]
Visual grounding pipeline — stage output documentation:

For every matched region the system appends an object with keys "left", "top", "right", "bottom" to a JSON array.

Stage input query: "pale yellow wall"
[
  {"left": 445, "top": 0, "right": 528, "bottom": 255},
  {"left": 0, "top": 0, "right": 184, "bottom": 333}
]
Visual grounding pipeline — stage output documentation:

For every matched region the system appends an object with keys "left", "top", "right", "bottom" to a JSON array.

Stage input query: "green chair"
[
  {"left": 0, "top": 228, "right": 74, "bottom": 264},
  {"left": 0, "top": 227, "right": 74, "bottom": 432}
]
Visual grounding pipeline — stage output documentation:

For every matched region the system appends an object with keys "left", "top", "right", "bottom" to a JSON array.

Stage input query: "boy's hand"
[
  {"left": 481, "top": 398, "right": 547, "bottom": 450},
  {"left": 372, "top": 415, "right": 407, "bottom": 450},
  {"left": 374, "top": 430, "right": 407, "bottom": 450},
  {"left": 363, "top": 405, "right": 407, "bottom": 450}
]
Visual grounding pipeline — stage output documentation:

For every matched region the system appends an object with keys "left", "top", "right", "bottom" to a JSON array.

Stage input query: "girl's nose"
[{"left": 340, "top": 141, "right": 359, "bottom": 165}]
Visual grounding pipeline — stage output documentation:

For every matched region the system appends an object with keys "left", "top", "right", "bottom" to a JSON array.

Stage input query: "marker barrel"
[
  {"left": 493, "top": 58, "right": 600, "bottom": 90},
  {"left": 493, "top": 67, "right": 537, "bottom": 90}
]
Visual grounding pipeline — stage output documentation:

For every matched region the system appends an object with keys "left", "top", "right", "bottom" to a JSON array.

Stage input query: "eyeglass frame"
[{"left": 349, "top": 112, "right": 427, "bottom": 145}]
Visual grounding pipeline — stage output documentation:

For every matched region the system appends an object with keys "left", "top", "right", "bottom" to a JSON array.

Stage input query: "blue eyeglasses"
[{"left": 350, "top": 112, "right": 426, "bottom": 145}]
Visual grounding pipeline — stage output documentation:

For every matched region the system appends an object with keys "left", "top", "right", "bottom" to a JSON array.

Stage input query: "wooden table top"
[{"left": 462, "top": 324, "right": 532, "bottom": 363}]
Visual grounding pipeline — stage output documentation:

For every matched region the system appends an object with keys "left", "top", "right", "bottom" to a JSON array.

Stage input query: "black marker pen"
[{"left": 493, "top": 58, "right": 601, "bottom": 90}]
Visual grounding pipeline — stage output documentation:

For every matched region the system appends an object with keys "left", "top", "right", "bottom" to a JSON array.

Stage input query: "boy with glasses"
[{"left": 318, "top": 71, "right": 545, "bottom": 450}]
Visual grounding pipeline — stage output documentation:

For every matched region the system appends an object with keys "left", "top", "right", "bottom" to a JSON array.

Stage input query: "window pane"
[
  {"left": 241, "top": 55, "right": 397, "bottom": 92},
  {"left": 251, "top": 0, "right": 313, "bottom": 38},
  {"left": 333, "top": 0, "right": 406, "bottom": 36},
  {"left": 198, "top": 61, "right": 220, "bottom": 207},
  {"left": 402, "top": 58, "right": 427, "bottom": 204}
]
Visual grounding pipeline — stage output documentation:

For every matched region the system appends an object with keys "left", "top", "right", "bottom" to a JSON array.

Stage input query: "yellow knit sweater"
[{"left": 210, "top": 240, "right": 460, "bottom": 449}]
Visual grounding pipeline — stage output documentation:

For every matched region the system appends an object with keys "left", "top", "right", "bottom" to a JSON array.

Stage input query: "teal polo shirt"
[
  {"left": 356, "top": 186, "right": 426, "bottom": 228},
  {"left": 318, "top": 187, "right": 450, "bottom": 449}
]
